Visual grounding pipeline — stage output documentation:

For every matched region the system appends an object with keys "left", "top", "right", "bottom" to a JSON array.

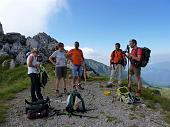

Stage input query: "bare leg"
[
  {"left": 56, "top": 78, "right": 60, "bottom": 90},
  {"left": 63, "top": 78, "right": 66, "bottom": 89},
  {"left": 136, "top": 75, "right": 142, "bottom": 91},
  {"left": 78, "top": 76, "right": 81, "bottom": 84}
]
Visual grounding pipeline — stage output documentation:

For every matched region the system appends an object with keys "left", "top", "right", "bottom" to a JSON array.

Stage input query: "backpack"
[
  {"left": 134, "top": 47, "right": 151, "bottom": 67},
  {"left": 25, "top": 97, "right": 50, "bottom": 119},
  {"left": 39, "top": 65, "right": 48, "bottom": 87},
  {"left": 116, "top": 87, "right": 141, "bottom": 104},
  {"left": 66, "top": 90, "right": 85, "bottom": 113}
]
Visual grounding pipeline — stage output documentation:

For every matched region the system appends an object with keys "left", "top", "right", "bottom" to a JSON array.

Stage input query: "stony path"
[{"left": 0, "top": 80, "right": 169, "bottom": 127}]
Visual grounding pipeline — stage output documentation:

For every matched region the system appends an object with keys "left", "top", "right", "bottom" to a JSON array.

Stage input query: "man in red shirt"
[
  {"left": 127, "top": 39, "right": 142, "bottom": 96},
  {"left": 67, "top": 42, "right": 84, "bottom": 90}
]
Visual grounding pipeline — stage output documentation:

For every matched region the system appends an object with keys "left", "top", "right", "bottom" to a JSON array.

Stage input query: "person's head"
[
  {"left": 115, "top": 43, "right": 121, "bottom": 50},
  {"left": 31, "top": 48, "right": 39, "bottom": 56},
  {"left": 55, "top": 43, "right": 59, "bottom": 50},
  {"left": 58, "top": 42, "right": 64, "bottom": 51},
  {"left": 37, "top": 55, "right": 43, "bottom": 62},
  {"left": 129, "top": 39, "right": 137, "bottom": 48},
  {"left": 74, "top": 41, "right": 79, "bottom": 49}
]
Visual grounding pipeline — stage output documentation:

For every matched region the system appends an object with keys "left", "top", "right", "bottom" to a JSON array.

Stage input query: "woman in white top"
[{"left": 27, "top": 48, "right": 43, "bottom": 102}]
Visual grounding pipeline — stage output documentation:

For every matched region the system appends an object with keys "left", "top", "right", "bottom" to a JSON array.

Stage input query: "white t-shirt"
[
  {"left": 51, "top": 50, "right": 67, "bottom": 67},
  {"left": 27, "top": 54, "right": 39, "bottom": 74}
]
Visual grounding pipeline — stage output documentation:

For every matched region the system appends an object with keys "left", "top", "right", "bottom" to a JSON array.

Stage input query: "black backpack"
[
  {"left": 25, "top": 97, "right": 50, "bottom": 119},
  {"left": 133, "top": 47, "right": 151, "bottom": 67}
]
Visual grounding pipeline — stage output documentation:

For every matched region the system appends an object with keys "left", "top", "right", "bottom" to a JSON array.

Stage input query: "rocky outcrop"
[
  {"left": 0, "top": 22, "right": 3, "bottom": 34},
  {"left": 0, "top": 23, "right": 58, "bottom": 65}
]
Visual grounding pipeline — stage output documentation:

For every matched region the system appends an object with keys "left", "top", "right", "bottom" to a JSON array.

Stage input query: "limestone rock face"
[{"left": 0, "top": 23, "right": 58, "bottom": 65}]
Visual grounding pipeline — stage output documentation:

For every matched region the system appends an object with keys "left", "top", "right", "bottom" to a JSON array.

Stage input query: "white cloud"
[
  {"left": 0, "top": 0, "right": 69, "bottom": 36},
  {"left": 65, "top": 46, "right": 110, "bottom": 65}
]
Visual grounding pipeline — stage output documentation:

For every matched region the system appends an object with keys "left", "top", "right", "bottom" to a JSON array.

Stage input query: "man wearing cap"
[
  {"left": 127, "top": 39, "right": 142, "bottom": 96},
  {"left": 27, "top": 48, "right": 43, "bottom": 102},
  {"left": 67, "top": 42, "right": 85, "bottom": 90}
]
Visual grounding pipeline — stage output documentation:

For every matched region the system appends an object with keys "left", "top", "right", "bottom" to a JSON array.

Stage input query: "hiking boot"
[
  {"left": 73, "top": 85, "right": 77, "bottom": 91},
  {"left": 135, "top": 90, "right": 141, "bottom": 97},
  {"left": 77, "top": 84, "right": 84, "bottom": 90},
  {"left": 64, "top": 88, "right": 67, "bottom": 94},
  {"left": 56, "top": 90, "right": 59, "bottom": 95}
]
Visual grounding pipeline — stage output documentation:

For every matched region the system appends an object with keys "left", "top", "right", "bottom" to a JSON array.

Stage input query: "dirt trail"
[{"left": 0, "top": 80, "right": 169, "bottom": 127}]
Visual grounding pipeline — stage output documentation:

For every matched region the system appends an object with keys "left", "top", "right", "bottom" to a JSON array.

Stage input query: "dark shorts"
[{"left": 55, "top": 66, "right": 67, "bottom": 79}]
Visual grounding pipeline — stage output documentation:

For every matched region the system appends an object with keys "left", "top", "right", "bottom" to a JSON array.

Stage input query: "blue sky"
[
  {"left": 0, "top": 0, "right": 170, "bottom": 65},
  {"left": 47, "top": 0, "right": 170, "bottom": 64}
]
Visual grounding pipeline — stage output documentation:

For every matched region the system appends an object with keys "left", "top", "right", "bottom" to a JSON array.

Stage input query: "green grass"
[
  {"left": 87, "top": 75, "right": 109, "bottom": 82},
  {"left": 160, "top": 88, "right": 170, "bottom": 99},
  {"left": 0, "top": 65, "right": 30, "bottom": 123}
]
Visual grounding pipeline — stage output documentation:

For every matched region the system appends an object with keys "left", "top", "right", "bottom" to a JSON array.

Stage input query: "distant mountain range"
[
  {"left": 85, "top": 59, "right": 110, "bottom": 76},
  {"left": 85, "top": 59, "right": 170, "bottom": 88},
  {"left": 142, "top": 61, "right": 170, "bottom": 87}
]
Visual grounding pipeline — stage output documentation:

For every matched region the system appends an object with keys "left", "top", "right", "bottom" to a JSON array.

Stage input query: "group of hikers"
[{"left": 27, "top": 39, "right": 144, "bottom": 102}]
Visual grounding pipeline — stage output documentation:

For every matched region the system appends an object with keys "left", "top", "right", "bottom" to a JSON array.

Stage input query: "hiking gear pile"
[
  {"left": 25, "top": 97, "right": 50, "bottom": 119},
  {"left": 116, "top": 87, "right": 141, "bottom": 104}
]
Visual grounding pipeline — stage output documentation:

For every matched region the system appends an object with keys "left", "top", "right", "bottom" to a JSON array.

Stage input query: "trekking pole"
[
  {"left": 71, "top": 113, "right": 98, "bottom": 119},
  {"left": 127, "top": 45, "right": 130, "bottom": 85},
  {"left": 83, "top": 63, "right": 87, "bottom": 84}
]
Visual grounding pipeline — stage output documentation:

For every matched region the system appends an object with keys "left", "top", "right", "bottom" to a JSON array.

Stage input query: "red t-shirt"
[
  {"left": 131, "top": 47, "right": 142, "bottom": 61},
  {"left": 67, "top": 49, "right": 84, "bottom": 65}
]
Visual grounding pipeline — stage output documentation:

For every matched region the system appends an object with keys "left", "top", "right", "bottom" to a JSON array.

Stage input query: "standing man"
[
  {"left": 67, "top": 41, "right": 84, "bottom": 90},
  {"left": 49, "top": 42, "right": 67, "bottom": 94},
  {"left": 127, "top": 39, "right": 142, "bottom": 96},
  {"left": 27, "top": 48, "right": 43, "bottom": 102},
  {"left": 109, "top": 43, "right": 126, "bottom": 86}
]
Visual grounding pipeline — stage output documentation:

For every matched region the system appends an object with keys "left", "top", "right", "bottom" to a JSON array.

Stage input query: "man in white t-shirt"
[{"left": 49, "top": 42, "right": 67, "bottom": 94}]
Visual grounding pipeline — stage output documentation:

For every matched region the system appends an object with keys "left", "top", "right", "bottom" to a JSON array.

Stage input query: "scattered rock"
[{"left": 9, "top": 59, "right": 16, "bottom": 69}]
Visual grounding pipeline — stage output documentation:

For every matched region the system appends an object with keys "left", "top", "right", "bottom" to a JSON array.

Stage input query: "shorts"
[
  {"left": 129, "top": 65, "right": 141, "bottom": 77},
  {"left": 55, "top": 66, "right": 67, "bottom": 79},
  {"left": 72, "top": 64, "right": 83, "bottom": 77}
]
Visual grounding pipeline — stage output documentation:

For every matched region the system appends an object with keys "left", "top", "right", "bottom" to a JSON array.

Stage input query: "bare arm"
[
  {"left": 128, "top": 53, "right": 141, "bottom": 61},
  {"left": 49, "top": 56, "right": 56, "bottom": 65}
]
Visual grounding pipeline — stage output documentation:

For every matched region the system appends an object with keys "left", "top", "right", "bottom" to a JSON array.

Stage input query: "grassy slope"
[{"left": 0, "top": 66, "right": 29, "bottom": 122}]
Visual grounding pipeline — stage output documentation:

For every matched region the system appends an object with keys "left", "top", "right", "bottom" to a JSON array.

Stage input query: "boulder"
[
  {"left": 16, "top": 49, "right": 27, "bottom": 64},
  {"left": 10, "top": 59, "right": 16, "bottom": 69},
  {"left": 26, "top": 37, "right": 39, "bottom": 49},
  {"left": 6, "top": 32, "right": 26, "bottom": 45},
  {"left": 2, "top": 59, "right": 11, "bottom": 69}
]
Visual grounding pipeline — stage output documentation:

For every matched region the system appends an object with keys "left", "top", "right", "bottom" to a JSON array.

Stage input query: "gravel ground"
[{"left": 0, "top": 81, "right": 169, "bottom": 127}]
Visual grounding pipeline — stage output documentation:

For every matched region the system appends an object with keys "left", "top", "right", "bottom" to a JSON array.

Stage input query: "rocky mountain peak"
[{"left": 0, "top": 23, "right": 58, "bottom": 65}]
